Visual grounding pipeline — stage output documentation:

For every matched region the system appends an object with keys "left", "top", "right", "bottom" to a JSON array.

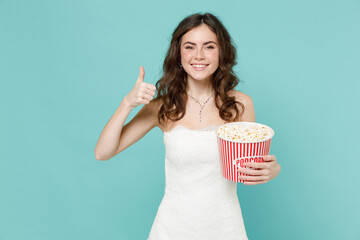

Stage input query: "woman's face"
[{"left": 180, "top": 24, "right": 219, "bottom": 83}]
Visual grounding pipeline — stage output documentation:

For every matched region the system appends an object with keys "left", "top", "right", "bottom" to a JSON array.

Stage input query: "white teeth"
[{"left": 192, "top": 64, "right": 206, "bottom": 68}]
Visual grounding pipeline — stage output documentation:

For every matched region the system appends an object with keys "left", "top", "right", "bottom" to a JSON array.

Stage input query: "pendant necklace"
[{"left": 187, "top": 92, "right": 213, "bottom": 123}]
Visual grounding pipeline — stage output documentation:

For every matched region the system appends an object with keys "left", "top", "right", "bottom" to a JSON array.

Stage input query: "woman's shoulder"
[
  {"left": 228, "top": 90, "right": 254, "bottom": 105},
  {"left": 228, "top": 90, "right": 255, "bottom": 122}
]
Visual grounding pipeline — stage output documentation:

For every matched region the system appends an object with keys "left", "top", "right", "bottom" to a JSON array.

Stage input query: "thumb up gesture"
[{"left": 125, "top": 66, "right": 156, "bottom": 109}]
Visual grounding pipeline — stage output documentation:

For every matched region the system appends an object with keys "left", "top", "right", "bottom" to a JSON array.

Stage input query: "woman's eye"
[
  {"left": 185, "top": 46, "right": 193, "bottom": 49},
  {"left": 206, "top": 45, "right": 215, "bottom": 49}
]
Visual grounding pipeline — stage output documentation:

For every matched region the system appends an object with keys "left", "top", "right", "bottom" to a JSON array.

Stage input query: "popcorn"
[
  {"left": 216, "top": 122, "right": 275, "bottom": 182},
  {"left": 217, "top": 124, "right": 272, "bottom": 143}
]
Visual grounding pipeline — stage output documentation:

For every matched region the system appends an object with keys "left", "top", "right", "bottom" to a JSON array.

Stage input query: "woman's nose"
[{"left": 194, "top": 49, "right": 205, "bottom": 60}]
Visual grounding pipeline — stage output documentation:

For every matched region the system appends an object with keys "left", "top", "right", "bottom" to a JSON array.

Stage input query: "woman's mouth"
[{"left": 191, "top": 64, "right": 209, "bottom": 71}]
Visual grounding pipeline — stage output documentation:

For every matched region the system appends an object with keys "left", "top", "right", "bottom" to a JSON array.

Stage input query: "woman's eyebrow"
[
  {"left": 204, "top": 41, "right": 217, "bottom": 45},
  {"left": 183, "top": 41, "right": 218, "bottom": 46},
  {"left": 183, "top": 41, "right": 196, "bottom": 46}
]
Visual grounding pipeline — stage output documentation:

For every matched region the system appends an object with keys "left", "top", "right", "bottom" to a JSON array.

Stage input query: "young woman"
[{"left": 95, "top": 13, "right": 281, "bottom": 240}]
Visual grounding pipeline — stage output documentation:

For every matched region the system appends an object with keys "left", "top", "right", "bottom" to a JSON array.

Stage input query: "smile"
[{"left": 191, "top": 64, "right": 209, "bottom": 70}]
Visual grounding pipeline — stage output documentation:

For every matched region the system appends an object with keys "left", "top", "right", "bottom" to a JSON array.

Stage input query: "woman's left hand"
[{"left": 237, "top": 155, "right": 281, "bottom": 185}]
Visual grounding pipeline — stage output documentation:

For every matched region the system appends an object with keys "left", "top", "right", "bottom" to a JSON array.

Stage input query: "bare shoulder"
[
  {"left": 228, "top": 90, "right": 255, "bottom": 122},
  {"left": 228, "top": 90, "right": 253, "bottom": 105}
]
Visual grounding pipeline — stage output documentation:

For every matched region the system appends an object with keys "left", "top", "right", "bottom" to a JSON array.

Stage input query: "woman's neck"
[{"left": 186, "top": 77, "right": 214, "bottom": 100}]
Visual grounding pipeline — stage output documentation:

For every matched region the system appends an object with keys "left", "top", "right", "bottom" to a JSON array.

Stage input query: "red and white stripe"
[{"left": 217, "top": 137, "right": 272, "bottom": 183}]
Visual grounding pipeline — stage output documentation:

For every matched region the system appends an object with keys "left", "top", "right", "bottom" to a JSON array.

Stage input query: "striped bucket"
[{"left": 216, "top": 122, "right": 274, "bottom": 183}]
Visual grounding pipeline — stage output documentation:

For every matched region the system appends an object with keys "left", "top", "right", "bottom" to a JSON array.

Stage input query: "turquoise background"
[{"left": 1, "top": 0, "right": 359, "bottom": 239}]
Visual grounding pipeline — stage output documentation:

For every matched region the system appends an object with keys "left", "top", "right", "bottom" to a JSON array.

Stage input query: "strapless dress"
[{"left": 147, "top": 125, "right": 248, "bottom": 240}]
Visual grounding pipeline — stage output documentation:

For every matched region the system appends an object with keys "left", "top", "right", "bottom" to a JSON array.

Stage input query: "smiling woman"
[
  {"left": 154, "top": 13, "right": 246, "bottom": 127},
  {"left": 95, "top": 12, "right": 280, "bottom": 240},
  {"left": 180, "top": 25, "right": 220, "bottom": 82}
]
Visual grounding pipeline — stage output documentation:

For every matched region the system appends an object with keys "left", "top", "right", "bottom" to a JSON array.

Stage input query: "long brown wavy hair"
[{"left": 153, "top": 12, "right": 245, "bottom": 125}]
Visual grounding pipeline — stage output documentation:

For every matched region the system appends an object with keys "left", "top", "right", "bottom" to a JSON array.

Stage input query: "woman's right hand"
[{"left": 124, "top": 66, "right": 156, "bottom": 109}]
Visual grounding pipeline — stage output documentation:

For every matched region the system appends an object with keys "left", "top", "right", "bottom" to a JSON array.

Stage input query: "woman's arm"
[
  {"left": 233, "top": 90, "right": 281, "bottom": 185},
  {"left": 94, "top": 66, "right": 158, "bottom": 161}
]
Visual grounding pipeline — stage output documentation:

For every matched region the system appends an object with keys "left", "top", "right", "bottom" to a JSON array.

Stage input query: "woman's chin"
[{"left": 186, "top": 72, "right": 214, "bottom": 82}]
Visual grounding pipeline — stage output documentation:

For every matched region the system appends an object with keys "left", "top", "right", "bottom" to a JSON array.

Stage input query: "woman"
[{"left": 95, "top": 13, "right": 281, "bottom": 239}]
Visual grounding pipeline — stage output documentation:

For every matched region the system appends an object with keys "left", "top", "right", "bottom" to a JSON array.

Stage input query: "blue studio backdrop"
[{"left": 0, "top": 0, "right": 359, "bottom": 239}]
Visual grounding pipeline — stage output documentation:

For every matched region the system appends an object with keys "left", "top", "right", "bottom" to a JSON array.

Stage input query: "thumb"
[{"left": 137, "top": 66, "right": 145, "bottom": 82}]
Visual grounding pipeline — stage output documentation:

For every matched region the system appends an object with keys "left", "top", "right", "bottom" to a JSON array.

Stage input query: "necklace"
[{"left": 187, "top": 92, "right": 213, "bottom": 123}]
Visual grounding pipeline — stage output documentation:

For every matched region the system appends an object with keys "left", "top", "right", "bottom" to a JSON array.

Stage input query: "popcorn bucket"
[{"left": 216, "top": 122, "right": 274, "bottom": 183}]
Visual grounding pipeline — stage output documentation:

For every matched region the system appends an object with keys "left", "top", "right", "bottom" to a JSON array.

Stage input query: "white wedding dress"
[{"left": 147, "top": 125, "right": 248, "bottom": 240}]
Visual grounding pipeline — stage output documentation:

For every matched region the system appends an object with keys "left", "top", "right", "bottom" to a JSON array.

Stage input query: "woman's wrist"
[{"left": 121, "top": 95, "right": 134, "bottom": 112}]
